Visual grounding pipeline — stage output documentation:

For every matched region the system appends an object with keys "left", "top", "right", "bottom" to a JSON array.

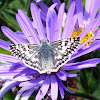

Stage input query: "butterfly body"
[
  {"left": 39, "top": 39, "right": 55, "bottom": 74},
  {"left": 9, "top": 37, "right": 80, "bottom": 74}
]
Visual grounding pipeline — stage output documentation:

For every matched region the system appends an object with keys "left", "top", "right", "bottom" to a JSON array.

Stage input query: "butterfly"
[{"left": 9, "top": 37, "right": 80, "bottom": 74}]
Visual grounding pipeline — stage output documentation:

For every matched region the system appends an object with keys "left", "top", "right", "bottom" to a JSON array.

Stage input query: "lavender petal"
[
  {"left": 36, "top": 75, "right": 50, "bottom": 100},
  {"left": 96, "top": 29, "right": 100, "bottom": 37},
  {"left": 16, "top": 12, "right": 39, "bottom": 44},
  {"left": 46, "top": 3, "right": 57, "bottom": 42},
  {"left": 57, "top": 77, "right": 74, "bottom": 94},
  {"left": 60, "top": 70, "right": 78, "bottom": 77},
  {"left": 67, "top": 14, "right": 77, "bottom": 38},
  {"left": 0, "top": 39, "right": 11, "bottom": 51},
  {"left": 1, "top": 26, "right": 22, "bottom": 44},
  {"left": 52, "top": 0, "right": 61, "bottom": 11},
  {"left": 15, "top": 31, "right": 28, "bottom": 43},
  {"left": 54, "top": 3, "right": 65, "bottom": 40},
  {"left": 0, "top": 54, "right": 20, "bottom": 63},
  {"left": 37, "top": 1, "right": 48, "bottom": 13},
  {"left": 39, "top": 9, "right": 46, "bottom": 21},
  {"left": 75, "top": 0, "right": 84, "bottom": 27},
  {"left": 21, "top": 88, "right": 34, "bottom": 100},
  {"left": 56, "top": 71, "right": 66, "bottom": 81},
  {"left": 30, "top": 3, "right": 46, "bottom": 40},
  {"left": 58, "top": 82, "right": 64, "bottom": 99},
  {"left": 18, "top": 85, "right": 34, "bottom": 94},
  {"left": 9, "top": 63, "right": 23, "bottom": 71},
  {"left": 71, "top": 40, "right": 100, "bottom": 60},
  {"left": 50, "top": 74, "right": 58, "bottom": 100},
  {"left": 92, "top": 16, "right": 100, "bottom": 31},
  {"left": 19, "top": 75, "right": 46, "bottom": 87},
  {"left": 62, "top": 58, "right": 100, "bottom": 70},
  {"left": 79, "top": 19, "right": 97, "bottom": 39},
  {"left": 77, "top": 34, "right": 96, "bottom": 51},
  {"left": 62, "top": 1, "right": 76, "bottom": 38},
  {"left": 89, "top": 0, "right": 100, "bottom": 23},
  {"left": 0, "top": 81, "right": 20, "bottom": 99},
  {"left": 13, "top": 76, "right": 33, "bottom": 81},
  {"left": 18, "top": 10, "right": 40, "bottom": 43},
  {"left": 17, "top": 67, "right": 39, "bottom": 75},
  {"left": 15, "top": 93, "right": 23, "bottom": 100},
  {"left": 84, "top": 0, "right": 91, "bottom": 25}
]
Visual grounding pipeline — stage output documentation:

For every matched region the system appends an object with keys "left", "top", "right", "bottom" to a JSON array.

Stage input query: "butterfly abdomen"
[{"left": 39, "top": 42, "right": 54, "bottom": 71}]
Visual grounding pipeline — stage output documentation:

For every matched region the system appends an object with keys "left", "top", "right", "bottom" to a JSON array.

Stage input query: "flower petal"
[
  {"left": 15, "top": 31, "right": 28, "bottom": 43},
  {"left": 62, "top": 1, "right": 76, "bottom": 38},
  {"left": 15, "top": 67, "right": 39, "bottom": 76},
  {"left": 39, "top": 9, "right": 46, "bottom": 21},
  {"left": 0, "top": 81, "right": 20, "bottom": 99},
  {"left": 58, "top": 82, "right": 64, "bottom": 99},
  {"left": 56, "top": 71, "right": 66, "bottom": 81},
  {"left": 16, "top": 10, "right": 40, "bottom": 44},
  {"left": 19, "top": 75, "right": 46, "bottom": 87},
  {"left": 62, "top": 58, "right": 100, "bottom": 70},
  {"left": 84, "top": 0, "right": 91, "bottom": 24},
  {"left": 9, "top": 63, "right": 23, "bottom": 71},
  {"left": 92, "top": 16, "right": 100, "bottom": 31},
  {"left": 1, "top": 26, "right": 22, "bottom": 44},
  {"left": 14, "top": 76, "right": 33, "bottom": 81},
  {"left": 36, "top": 1, "right": 48, "bottom": 13},
  {"left": 71, "top": 40, "right": 100, "bottom": 60},
  {"left": 0, "top": 39, "right": 11, "bottom": 51},
  {"left": 46, "top": 3, "right": 57, "bottom": 42},
  {"left": 57, "top": 77, "right": 74, "bottom": 94},
  {"left": 18, "top": 85, "right": 34, "bottom": 94},
  {"left": 0, "top": 54, "right": 20, "bottom": 63},
  {"left": 79, "top": 19, "right": 97, "bottom": 39},
  {"left": 66, "top": 14, "right": 77, "bottom": 38},
  {"left": 50, "top": 74, "right": 58, "bottom": 100},
  {"left": 60, "top": 70, "right": 78, "bottom": 77},
  {"left": 52, "top": 0, "right": 61, "bottom": 11},
  {"left": 21, "top": 88, "right": 34, "bottom": 100},
  {"left": 54, "top": 3, "right": 65, "bottom": 40},
  {"left": 30, "top": 3, "right": 46, "bottom": 40},
  {"left": 75, "top": 0, "right": 84, "bottom": 27},
  {"left": 36, "top": 75, "right": 50, "bottom": 100},
  {"left": 89, "top": 0, "right": 100, "bottom": 23},
  {"left": 15, "top": 93, "right": 23, "bottom": 100}
]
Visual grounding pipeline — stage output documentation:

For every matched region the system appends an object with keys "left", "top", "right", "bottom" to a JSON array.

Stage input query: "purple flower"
[
  {"left": 69, "top": 0, "right": 100, "bottom": 46},
  {"left": 35, "top": 0, "right": 100, "bottom": 47},
  {"left": 0, "top": 1, "right": 100, "bottom": 100}
]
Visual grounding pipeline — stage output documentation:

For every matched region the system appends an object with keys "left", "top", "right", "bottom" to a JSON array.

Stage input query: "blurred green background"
[{"left": 0, "top": 0, "right": 100, "bottom": 100}]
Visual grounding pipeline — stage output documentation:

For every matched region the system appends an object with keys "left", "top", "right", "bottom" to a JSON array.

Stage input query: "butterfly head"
[{"left": 40, "top": 39, "right": 49, "bottom": 44}]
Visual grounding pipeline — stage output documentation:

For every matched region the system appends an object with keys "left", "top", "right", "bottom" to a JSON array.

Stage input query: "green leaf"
[
  {"left": 28, "top": 96, "right": 35, "bottom": 100},
  {"left": 92, "top": 50, "right": 100, "bottom": 58},
  {"left": 79, "top": 68, "right": 100, "bottom": 94},
  {"left": 79, "top": 69, "right": 89, "bottom": 93},
  {"left": 0, "top": 47, "right": 11, "bottom": 55},
  {"left": 93, "top": 84, "right": 100, "bottom": 99},
  {"left": 9, "top": 0, "right": 33, "bottom": 12},
  {"left": 1, "top": 9, "right": 17, "bottom": 24},
  {"left": 3, "top": 90, "right": 15, "bottom": 100},
  {"left": 0, "top": 0, "right": 13, "bottom": 9}
]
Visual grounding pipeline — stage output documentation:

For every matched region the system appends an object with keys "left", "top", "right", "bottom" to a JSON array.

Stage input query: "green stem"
[{"left": 66, "top": 87, "right": 99, "bottom": 100}]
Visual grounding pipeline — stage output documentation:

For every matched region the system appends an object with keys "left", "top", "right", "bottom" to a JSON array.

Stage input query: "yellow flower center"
[{"left": 72, "top": 27, "right": 95, "bottom": 45}]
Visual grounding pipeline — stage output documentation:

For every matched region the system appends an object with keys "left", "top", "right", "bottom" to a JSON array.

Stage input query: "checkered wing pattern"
[
  {"left": 51, "top": 37, "right": 80, "bottom": 69},
  {"left": 9, "top": 43, "right": 42, "bottom": 71},
  {"left": 9, "top": 37, "right": 80, "bottom": 74}
]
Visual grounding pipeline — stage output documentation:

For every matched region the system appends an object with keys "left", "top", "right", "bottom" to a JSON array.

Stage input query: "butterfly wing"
[
  {"left": 9, "top": 43, "right": 42, "bottom": 72},
  {"left": 9, "top": 37, "right": 80, "bottom": 74},
  {"left": 51, "top": 37, "right": 80, "bottom": 71}
]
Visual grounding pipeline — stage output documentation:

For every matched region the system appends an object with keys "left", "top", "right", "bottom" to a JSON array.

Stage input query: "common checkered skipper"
[{"left": 9, "top": 37, "right": 80, "bottom": 74}]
